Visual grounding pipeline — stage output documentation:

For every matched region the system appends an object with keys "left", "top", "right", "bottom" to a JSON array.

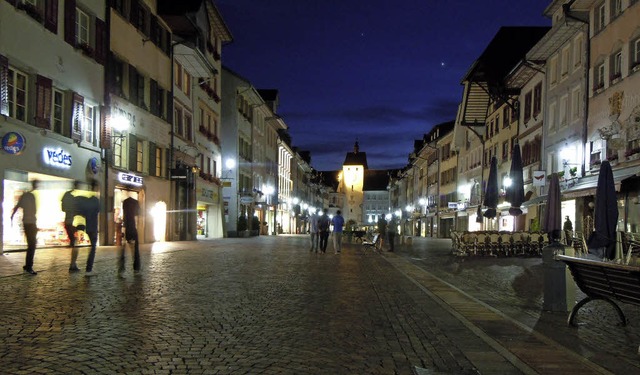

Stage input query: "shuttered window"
[
  {"left": 128, "top": 134, "right": 138, "bottom": 171},
  {"left": 44, "top": 0, "right": 58, "bottom": 33},
  {"left": 149, "top": 142, "right": 156, "bottom": 176},
  {"left": 64, "top": 0, "right": 76, "bottom": 46},
  {"left": 95, "top": 18, "right": 106, "bottom": 65},
  {"left": 0, "top": 55, "right": 9, "bottom": 116},
  {"left": 71, "top": 92, "right": 84, "bottom": 141},
  {"left": 35, "top": 75, "right": 52, "bottom": 128}
]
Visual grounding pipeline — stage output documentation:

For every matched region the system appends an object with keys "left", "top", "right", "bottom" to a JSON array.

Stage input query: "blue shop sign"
[
  {"left": 2, "top": 132, "right": 26, "bottom": 155},
  {"left": 89, "top": 157, "right": 99, "bottom": 174},
  {"left": 43, "top": 147, "right": 72, "bottom": 169},
  {"left": 118, "top": 172, "right": 143, "bottom": 186}
]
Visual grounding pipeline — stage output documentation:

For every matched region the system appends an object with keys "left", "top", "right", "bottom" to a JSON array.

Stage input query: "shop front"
[
  {"left": 195, "top": 182, "right": 223, "bottom": 239},
  {"left": 1, "top": 129, "right": 103, "bottom": 252}
]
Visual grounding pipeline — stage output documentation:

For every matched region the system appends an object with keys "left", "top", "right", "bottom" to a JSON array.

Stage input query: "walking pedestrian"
[
  {"left": 387, "top": 215, "right": 398, "bottom": 252},
  {"left": 318, "top": 208, "right": 330, "bottom": 253},
  {"left": 119, "top": 194, "right": 141, "bottom": 274},
  {"left": 332, "top": 210, "right": 345, "bottom": 254},
  {"left": 309, "top": 211, "right": 319, "bottom": 252},
  {"left": 377, "top": 216, "right": 387, "bottom": 249},
  {"left": 62, "top": 180, "right": 80, "bottom": 272},
  {"left": 76, "top": 182, "right": 100, "bottom": 275},
  {"left": 10, "top": 180, "right": 39, "bottom": 275}
]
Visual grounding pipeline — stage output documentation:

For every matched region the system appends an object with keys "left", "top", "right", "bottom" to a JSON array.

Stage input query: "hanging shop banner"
[
  {"left": 43, "top": 147, "right": 72, "bottom": 168},
  {"left": 532, "top": 171, "right": 546, "bottom": 187},
  {"left": 118, "top": 172, "right": 143, "bottom": 186}
]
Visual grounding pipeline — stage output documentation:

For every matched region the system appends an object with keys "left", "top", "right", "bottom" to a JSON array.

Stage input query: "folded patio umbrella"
[
  {"left": 506, "top": 142, "right": 525, "bottom": 216},
  {"left": 587, "top": 160, "right": 618, "bottom": 260},
  {"left": 483, "top": 156, "right": 498, "bottom": 219},
  {"left": 542, "top": 173, "right": 561, "bottom": 242}
]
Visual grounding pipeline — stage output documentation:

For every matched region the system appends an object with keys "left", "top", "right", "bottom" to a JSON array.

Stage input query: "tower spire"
[{"left": 354, "top": 139, "right": 359, "bottom": 154}]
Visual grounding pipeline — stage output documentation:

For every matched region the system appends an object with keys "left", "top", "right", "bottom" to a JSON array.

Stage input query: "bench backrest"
[{"left": 559, "top": 255, "right": 640, "bottom": 306}]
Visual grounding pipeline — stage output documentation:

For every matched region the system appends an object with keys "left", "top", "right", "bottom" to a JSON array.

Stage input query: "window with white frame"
[
  {"left": 549, "top": 56, "right": 558, "bottom": 84},
  {"left": 548, "top": 101, "right": 557, "bottom": 132},
  {"left": 52, "top": 88, "right": 64, "bottom": 134},
  {"left": 571, "top": 87, "right": 582, "bottom": 122},
  {"left": 595, "top": 2, "right": 606, "bottom": 32},
  {"left": 8, "top": 67, "right": 28, "bottom": 122},
  {"left": 184, "top": 112, "right": 193, "bottom": 141},
  {"left": 611, "top": 0, "right": 622, "bottom": 18},
  {"left": 574, "top": 35, "right": 583, "bottom": 68},
  {"left": 83, "top": 104, "right": 95, "bottom": 145},
  {"left": 174, "top": 104, "right": 184, "bottom": 137},
  {"left": 610, "top": 50, "right": 622, "bottom": 80},
  {"left": 136, "top": 140, "right": 143, "bottom": 172},
  {"left": 561, "top": 46, "right": 570, "bottom": 77},
  {"left": 595, "top": 62, "right": 606, "bottom": 89},
  {"left": 631, "top": 37, "right": 640, "bottom": 70},
  {"left": 155, "top": 147, "right": 162, "bottom": 176},
  {"left": 75, "top": 8, "right": 90, "bottom": 46},
  {"left": 559, "top": 95, "right": 568, "bottom": 127},
  {"left": 113, "top": 135, "right": 126, "bottom": 168}
]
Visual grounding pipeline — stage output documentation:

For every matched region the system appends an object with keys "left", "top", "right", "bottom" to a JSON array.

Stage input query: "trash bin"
[{"left": 542, "top": 241, "right": 576, "bottom": 312}]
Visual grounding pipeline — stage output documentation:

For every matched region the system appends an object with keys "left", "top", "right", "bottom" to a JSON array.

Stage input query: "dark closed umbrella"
[
  {"left": 483, "top": 156, "right": 498, "bottom": 219},
  {"left": 587, "top": 160, "right": 618, "bottom": 259},
  {"left": 542, "top": 173, "right": 562, "bottom": 242},
  {"left": 506, "top": 142, "right": 525, "bottom": 216}
]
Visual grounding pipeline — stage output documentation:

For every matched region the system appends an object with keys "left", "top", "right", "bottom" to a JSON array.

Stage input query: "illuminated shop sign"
[
  {"left": 2, "top": 132, "right": 26, "bottom": 154},
  {"left": 118, "top": 172, "right": 143, "bottom": 186},
  {"left": 43, "top": 147, "right": 72, "bottom": 168}
]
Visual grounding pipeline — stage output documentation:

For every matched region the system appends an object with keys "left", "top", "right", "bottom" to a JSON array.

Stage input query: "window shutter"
[
  {"left": 44, "top": 0, "right": 58, "bottom": 33},
  {"left": 129, "top": 0, "right": 139, "bottom": 27},
  {"left": 71, "top": 92, "right": 84, "bottom": 141},
  {"left": 129, "top": 65, "right": 139, "bottom": 104},
  {"left": 149, "top": 142, "right": 156, "bottom": 176},
  {"left": 149, "top": 78, "right": 158, "bottom": 115},
  {"left": 95, "top": 18, "right": 106, "bottom": 65},
  {"left": 35, "top": 75, "right": 53, "bottom": 129},
  {"left": 101, "top": 105, "right": 110, "bottom": 149},
  {"left": 0, "top": 54, "right": 8, "bottom": 116},
  {"left": 64, "top": 0, "right": 76, "bottom": 46},
  {"left": 128, "top": 134, "right": 138, "bottom": 171}
]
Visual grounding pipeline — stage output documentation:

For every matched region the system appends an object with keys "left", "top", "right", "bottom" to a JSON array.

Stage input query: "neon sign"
[
  {"left": 43, "top": 147, "right": 72, "bottom": 168},
  {"left": 118, "top": 172, "right": 143, "bottom": 186}
]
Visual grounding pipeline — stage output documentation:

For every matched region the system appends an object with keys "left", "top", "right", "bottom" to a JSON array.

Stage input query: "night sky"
[{"left": 216, "top": 1, "right": 551, "bottom": 171}]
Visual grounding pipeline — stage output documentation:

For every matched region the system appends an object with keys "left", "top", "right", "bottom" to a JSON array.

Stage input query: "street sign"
[{"left": 240, "top": 196, "right": 254, "bottom": 205}]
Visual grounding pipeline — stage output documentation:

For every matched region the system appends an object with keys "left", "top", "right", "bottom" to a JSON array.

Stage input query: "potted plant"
[{"left": 237, "top": 215, "right": 248, "bottom": 237}]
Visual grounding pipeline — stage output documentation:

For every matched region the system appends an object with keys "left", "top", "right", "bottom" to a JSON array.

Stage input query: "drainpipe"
[{"left": 102, "top": 4, "right": 112, "bottom": 245}]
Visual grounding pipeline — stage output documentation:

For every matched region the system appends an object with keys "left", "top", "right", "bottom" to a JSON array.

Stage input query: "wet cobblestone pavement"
[{"left": 1, "top": 235, "right": 639, "bottom": 374}]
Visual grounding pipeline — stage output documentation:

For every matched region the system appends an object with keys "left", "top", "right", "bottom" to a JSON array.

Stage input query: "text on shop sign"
[
  {"left": 118, "top": 172, "right": 143, "bottom": 186},
  {"left": 43, "top": 147, "right": 72, "bottom": 168}
]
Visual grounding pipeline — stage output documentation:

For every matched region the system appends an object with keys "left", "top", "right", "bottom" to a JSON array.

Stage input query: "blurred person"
[
  {"left": 387, "top": 215, "right": 398, "bottom": 252},
  {"left": 309, "top": 211, "right": 319, "bottom": 252},
  {"left": 62, "top": 180, "right": 80, "bottom": 272},
  {"left": 10, "top": 180, "right": 39, "bottom": 275},
  {"left": 377, "top": 216, "right": 387, "bottom": 249},
  {"left": 317, "top": 208, "right": 330, "bottom": 253},
  {"left": 76, "top": 181, "right": 100, "bottom": 275},
  {"left": 332, "top": 210, "right": 345, "bottom": 254},
  {"left": 119, "top": 194, "right": 141, "bottom": 274}
]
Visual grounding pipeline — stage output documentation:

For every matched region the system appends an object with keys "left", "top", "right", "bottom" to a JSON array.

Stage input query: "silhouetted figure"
[
  {"left": 309, "top": 212, "right": 319, "bottom": 252},
  {"left": 119, "top": 196, "right": 141, "bottom": 274},
  {"left": 11, "top": 180, "right": 39, "bottom": 275},
  {"left": 62, "top": 180, "right": 80, "bottom": 272},
  {"left": 387, "top": 215, "right": 398, "bottom": 252},
  {"left": 76, "top": 182, "right": 100, "bottom": 275},
  {"left": 318, "top": 209, "right": 330, "bottom": 253},
  {"left": 332, "top": 210, "right": 345, "bottom": 254}
]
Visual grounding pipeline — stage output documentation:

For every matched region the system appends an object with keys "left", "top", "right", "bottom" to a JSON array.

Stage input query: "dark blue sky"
[{"left": 216, "top": 1, "right": 551, "bottom": 171}]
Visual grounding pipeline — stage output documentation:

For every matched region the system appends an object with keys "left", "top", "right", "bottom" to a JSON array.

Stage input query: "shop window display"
[{"left": 3, "top": 178, "right": 94, "bottom": 249}]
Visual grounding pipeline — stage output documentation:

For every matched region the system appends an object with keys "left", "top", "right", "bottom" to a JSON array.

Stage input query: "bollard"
[{"left": 542, "top": 241, "right": 576, "bottom": 312}]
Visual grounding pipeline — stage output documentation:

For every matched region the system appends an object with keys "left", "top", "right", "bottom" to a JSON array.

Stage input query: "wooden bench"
[
  {"left": 362, "top": 233, "right": 380, "bottom": 252},
  {"left": 557, "top": 254, "right": 640, "bottom": 327}
]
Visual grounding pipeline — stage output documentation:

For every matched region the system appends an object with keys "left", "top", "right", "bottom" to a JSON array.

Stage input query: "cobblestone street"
[{"left": 1, "top": 235, "right": 639, "bottom": 374}]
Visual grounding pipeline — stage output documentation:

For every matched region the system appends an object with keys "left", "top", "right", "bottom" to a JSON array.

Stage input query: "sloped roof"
[
  {"left": 343, "top": 152, "right": 368, "bottom": 169},
  {"left": 459, "top": 26, "right": 550, "bottom": 128}
]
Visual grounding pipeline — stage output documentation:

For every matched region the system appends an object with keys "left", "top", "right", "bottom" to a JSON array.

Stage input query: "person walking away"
[
  {"left": 62, "top": 181, "right": 80, "bottom": 272},
  {"left": 10, "top": 180, "right": 39, "bottom": 275},
  {"left": 332, "top": 210, "right": 345, "bottom": 254},
  {"left": 76, "top": 182, "right": 100, "bottom": 275},
  {"left": 318, "top": 209, "right": 330, "bottom": 253},
  {"left": 387, "top": 215, "right": 398, "bottom": 252},
  {"left": 309, "top": 212, "right": 319, "bottom": 252},
  {"left": 119, "top": 195, "right": 141, "bottom": 274},
  {"left": 377, "top": 216, "right": 387, "bottom": 249}
]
